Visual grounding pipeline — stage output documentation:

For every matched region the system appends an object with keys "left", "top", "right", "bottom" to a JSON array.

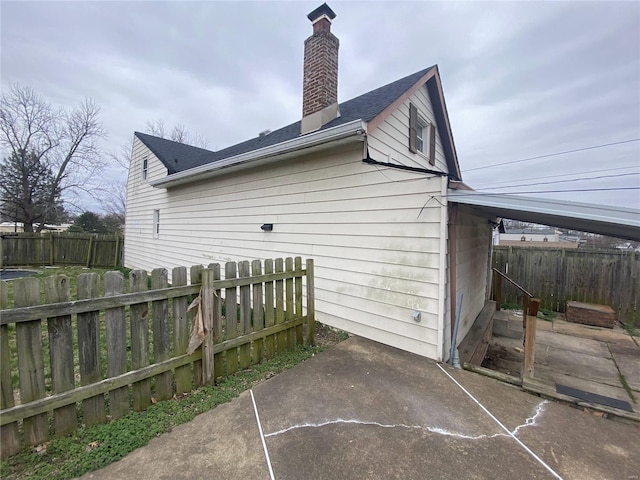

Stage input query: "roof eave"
[{"left": 150, "top": 119, "right": 367, "bottom": 189}]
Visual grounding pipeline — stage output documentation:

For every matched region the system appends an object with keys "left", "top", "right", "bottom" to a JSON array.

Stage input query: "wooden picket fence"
[
  {"left": 0, "top": 232, "right": 123, "bottom": 268},
  {"left": 0, "top": 257, "right": 315, "bottom": 458}
]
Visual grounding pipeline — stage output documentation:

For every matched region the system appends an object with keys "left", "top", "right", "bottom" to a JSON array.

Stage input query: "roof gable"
[{"left": 135, "top": 65, "right": 461, "bottom": 180}]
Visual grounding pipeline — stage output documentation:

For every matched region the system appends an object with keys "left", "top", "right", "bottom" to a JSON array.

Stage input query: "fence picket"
[
  {"left": 295, "top": 257, "right": 304, "bottom": 346},
  {"left": 252, "top": 260, "right": 264, "bottom": 363},
  {"left": 77, "top": 273, "right": 106, "bottom": 426},
  {"left": 275, "top": 258, "right": 286, "bottom": 353},
  {"left": 152, "top": 269, "right": 172, "bottom": 400},
  {"left": 105, "top": 272, "right": 128, "bottom": 419},
  {"left": 264, "top": 259, "right": 275, "bottom": 359},
  {"left": 45, "top": 276, "right": 76, "bottom": 436},
  {"left": 0, "top": 281, "right": 20, "bottom": 458},
  {"left": 239, "top": 261, "right": 251, "bottom": 369},
  {"left": 14, "top": 277, "right": 48, "bottom": 445},
  {"left": 225, "top": 262, "right": 239, "bottom": 375},
  {"left": 285, "top": 257, "right": 295, "bottom": 351},
  {"left": 129, "top": 270, "right": 150, "bottom": 410},
  {"left": 190, "top": 265, "right": 204, "bottom": 387},
  {"left": 306, "top": 259, "right": 316, "bottom": 345},
  {"left": 172, "top": 267, "right": 191, "bottom": 394}
]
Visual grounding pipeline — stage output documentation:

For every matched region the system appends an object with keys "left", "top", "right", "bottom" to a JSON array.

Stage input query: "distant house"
[
  {"left": 498, "top": 228, "right": 580, "bottom": 248},
  {"left": 124, "top": 4, "right": 496, "bottom": 361}
]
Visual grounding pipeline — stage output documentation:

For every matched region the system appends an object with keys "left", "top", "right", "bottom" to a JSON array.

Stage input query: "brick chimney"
[{"left": 301, "top": 3, "right": 340, "bottom": 135}]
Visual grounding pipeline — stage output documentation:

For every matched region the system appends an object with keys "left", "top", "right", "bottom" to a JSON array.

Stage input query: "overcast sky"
[{"left": 2, "top": 1, "right": 639, "bottom": 213}]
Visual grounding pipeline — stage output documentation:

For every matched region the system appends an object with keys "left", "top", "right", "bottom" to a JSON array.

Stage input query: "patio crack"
[{"left": 263, "top": 401, "right": 547, "bottom": 440}]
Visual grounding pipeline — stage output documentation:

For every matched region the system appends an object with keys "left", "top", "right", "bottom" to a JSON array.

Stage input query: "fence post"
[
  {"left": 522, "top": 295, "right": 537, "bottom": 380},
  {"left": 201, "top": 268, "right": 215, "bottom": 385},
  {"left": 306, "top": 259, "right": 315, "bottom": 346}
]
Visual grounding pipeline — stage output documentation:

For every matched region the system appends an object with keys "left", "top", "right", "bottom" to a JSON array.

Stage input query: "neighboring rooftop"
[{"left": 135, "top": 66, "right": 436, "bottom": 175}]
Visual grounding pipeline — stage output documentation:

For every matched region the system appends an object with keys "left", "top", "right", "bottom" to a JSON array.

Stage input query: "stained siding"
[
  {"left": 125, "top": 137, "right": 448, "bottom": 359},
  {"left": 367, "top": 83, "right": 448, "bottom": 173},
  {"left": 454, "top": 206, "right": 493, "bottom": 347}
]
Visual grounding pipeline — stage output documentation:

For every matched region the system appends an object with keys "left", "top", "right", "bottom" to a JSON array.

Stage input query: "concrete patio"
[
  {"left": 487, "top": 310, "right": 640, "bottom": 415},
  {"left": 81, "top": 336, "right": 639, "bottom": 480}
]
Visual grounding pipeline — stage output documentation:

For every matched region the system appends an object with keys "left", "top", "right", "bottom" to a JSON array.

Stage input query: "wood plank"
[
  {"left": 306, "top": 259, "right": 316, "bottom": 345},
  {"left": 14, "top": 277, "right": 48, "bottom": 445},
  {"left": 190, "top": 265, "right": 204, "bottom": 387},
  {"left": 0, "top": 281, "right": 20, "bottom": 458},
  {"left": 105, "top": 271, "right": 128, "bottom": 419},
  {"left": 152, "top": 269, "right": 172, "bottom": 400},
  {"left": 129, "top": 270, "right": 151, "bottom": 411},
  {"left": 1, "top": 317, "right": 306, "bottom": 426},
  {"left": 264, "top": 259, "right": 275, "bottom": 359},
  {"left": 77, "top": 273, "right": 106, "bottom": 426},
  {"left": 45, "top": 275, "right": 77, "bottom": 436},
  {"left": 238, "top": 261, "right": 251, "bottom": 369},
  {"left": 201, "top": 268, "right": 215, "bottom": 385},
  {"left": 1, "top": 271, "right": 305, "bottom": 325},
  {"left": 462, "top": 363, "right": 522, "bottom": 386},
  {"left": 225, "top": 262, "right": 239, "bottom": 375},
  {"left": 252, "top": 260, "right": 264, "bottom": 364},
  {"left": 295, "top": 257, "right": 303, "bottom": 347},
  {"left": 523, "top": 313, "right": 537, "bottom": 380},
  {"left": 209, "top": 264, "right": 224, "bottom": 380},
  {"left": 172, "top": 267, "right": 191, "bottom": 394},
  {"left": 285, "top": 257, "right": 295, "bottom": 352},
  {"left": 275, "top": 258, "right": 286, "bottom": 354}
]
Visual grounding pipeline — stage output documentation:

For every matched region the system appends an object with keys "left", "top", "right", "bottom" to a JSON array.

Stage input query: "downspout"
[{"left": 447, "top": 203, "right": 458, "bottom": 362}]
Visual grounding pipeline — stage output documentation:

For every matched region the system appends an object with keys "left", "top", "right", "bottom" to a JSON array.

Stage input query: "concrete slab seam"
[
  {"left": 436, "top": 363, "right": 563, "bottom": 480},
  {"left": 250, "top": 389, "right": 276, "bottom": 480}
]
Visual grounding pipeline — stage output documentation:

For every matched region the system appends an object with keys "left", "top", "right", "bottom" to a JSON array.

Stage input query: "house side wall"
[
  {"left": 367, "top": 84, "right": 448, "bottom": 172},
  {"left": 124, "top": 141, "right": 447, "bottom": 359},
  {"left": 454, "top": 206, "right": 493, "bottom": 346}
]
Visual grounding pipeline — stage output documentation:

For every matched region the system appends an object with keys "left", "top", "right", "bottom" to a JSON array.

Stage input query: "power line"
[
  {"left": 482, "top": 172, "right": 640, "bottom": 191},
  {"left": 471, "top": 165, "right": 639, "bottom": 187},
  {"left": 464, "top": 138, "right": 640, "bottom": 172},
  {"left": 459, "top": 186, "right": 640, "bottom": 195}
]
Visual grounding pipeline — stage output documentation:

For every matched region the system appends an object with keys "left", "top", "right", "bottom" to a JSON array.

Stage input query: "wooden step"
[{"left": 458, "top": 300, "right": 496, "bottom": 366}]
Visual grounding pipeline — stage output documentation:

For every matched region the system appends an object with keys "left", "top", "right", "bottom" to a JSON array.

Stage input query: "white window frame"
[
  {"left": 153, "top": 209, "right": 160, "bottom": 238},
  {"left": 416, "top": 116, "right": 428, "bottom": 154},
  {"left": 142, "top": 157, "right": 148, "bottom": 180}
]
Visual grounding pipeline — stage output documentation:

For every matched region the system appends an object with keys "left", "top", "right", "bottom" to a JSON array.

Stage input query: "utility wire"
[
  {"left": 481, "top": 172, "right": 640, "bottom": 191},
  {"left": 453, "top": 186, "right": 640, "bottom": 195},
  {"left": 473, "top": 165, "right": 639, "bottom": 187},
  {"left": 464, "top": 138, "right": 640, "bottom": 172}
]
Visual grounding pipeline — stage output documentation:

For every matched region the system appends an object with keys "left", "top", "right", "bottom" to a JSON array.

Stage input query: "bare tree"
[
  {"left": 0, "top": 84, "right": 105, "bottom": 231},
  {"left": 146, "top": 119, "right": 208, "bottom": 148}
]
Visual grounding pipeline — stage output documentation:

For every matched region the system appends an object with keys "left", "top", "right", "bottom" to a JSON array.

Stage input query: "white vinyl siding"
[
  {"left": 368, "top": 84, "right": 447, "bottom": 173},
  {"left": 454, "top": 206, "right": 493, "bottom": 345},
  {"left": 125, "top": 138, "right": 448, "bottom": 359}
]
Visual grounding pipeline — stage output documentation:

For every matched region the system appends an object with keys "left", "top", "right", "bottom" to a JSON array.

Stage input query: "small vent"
[{"left": 258, "top": 129, "right": 271, "bottom": 138}]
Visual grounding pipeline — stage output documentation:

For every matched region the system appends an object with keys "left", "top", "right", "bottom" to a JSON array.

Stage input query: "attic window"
[
  {"left": 142, "top": 157, "right": 148, "bottom": 180},
  {"left": 408, "top": 103, "right": 436, "bottom": 166}
]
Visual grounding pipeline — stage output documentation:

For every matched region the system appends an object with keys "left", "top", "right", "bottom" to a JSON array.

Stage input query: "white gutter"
[{"left": 150, "top": 119, "right": 367, "bottom": 188}]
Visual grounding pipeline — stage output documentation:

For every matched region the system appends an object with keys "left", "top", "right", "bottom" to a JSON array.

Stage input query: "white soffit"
[{"left": 447, "top": 190, "right": 640, "bottom": 241}]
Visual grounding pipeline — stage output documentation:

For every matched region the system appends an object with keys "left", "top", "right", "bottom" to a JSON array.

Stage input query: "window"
[
  {"left": 142, "top": 157, "right": 148, "bottom": 180},
  {"left": 153, "top": 209, "right": 160, "bottom": 238},
  {"left": 408, "top": 103, "right": 436, "bottom": 165}
]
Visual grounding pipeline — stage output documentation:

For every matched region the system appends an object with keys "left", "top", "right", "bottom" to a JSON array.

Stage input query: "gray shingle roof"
[{"left": 135, "top": 66, "right": 436, "bottom": 175}]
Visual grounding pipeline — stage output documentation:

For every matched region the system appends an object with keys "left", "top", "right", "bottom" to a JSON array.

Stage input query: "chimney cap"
[{"left": 307, "top": 3, "right": 336, "bottom": 23}]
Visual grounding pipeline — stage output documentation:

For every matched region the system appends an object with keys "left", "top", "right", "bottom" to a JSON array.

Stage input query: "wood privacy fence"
[
  {"left": 0, "top": 232, "right": 123, "bottom": 268},
  {"left": 492, "top": 246, "right": 639, "bottom": 322},
  {"left": 0, "top": 257, "right": 315, "bottom": 458}
]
